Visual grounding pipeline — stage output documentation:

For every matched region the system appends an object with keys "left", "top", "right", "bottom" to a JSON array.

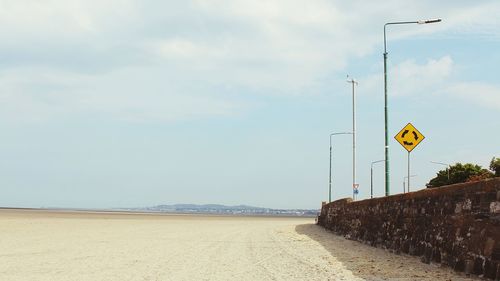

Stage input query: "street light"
[
  {"left": 383, "top": 18, "right": 442, "bottom": 197},
  {"left": 329, "top": 132, "right": 353, "bottom": 202},
  {"left": 403, "top": 174, "right": 417, "bottom": 193},
  {"left": 370, "top": 160, "right": 384, "bottom": 199},
  {"left": 347, "top": 76, "right": 358, "bottom": 200},
  {"left": 430, "top": 161, "right": 451, "bottom": 180}
]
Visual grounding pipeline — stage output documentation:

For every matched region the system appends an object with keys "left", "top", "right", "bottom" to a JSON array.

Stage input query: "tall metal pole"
[
  {"left": 404, "top": 175, "right": 417, "bottom": 193},
  {"left": 329, "top": 132, "right": 353, "bottom": 202},
  {"left": 347, "top": 76, "right": 358, "bottom": 200},
  {"left": 371, "top": 166, "right": 373, "bottom": 198},
  {"left": 370, "top": 160, "right": 384, "bottom": 199},
  {"left": 430, "top": 161, "right": 451, "bottom": 181},
  {"left": 353, "top": 80, "right": 356, "bottom": 200},
  {"left": 383, "top": 18, "right": 441, "bottom": 197},
  {"left": 407, "top": 151, "right": 411, "bottom": 192},
  {"left": 383, "top": 26, "right": 390, "bottom": 197},
  {"left": 329, "top": 142, "right": 332, "bottom": 202}
]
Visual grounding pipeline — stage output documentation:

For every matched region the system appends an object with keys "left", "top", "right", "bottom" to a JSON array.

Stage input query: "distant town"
[{"left": 122, "top": 204, "right": 319, "bottom": 217}]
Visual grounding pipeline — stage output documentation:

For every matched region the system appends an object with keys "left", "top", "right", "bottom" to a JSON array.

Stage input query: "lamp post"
[
  {"left": 370, "top": 160, "right": 384, "bottom": 199},
  {"left": 430, "top": 161, "right": 451, "bottom": 180},
  {"left": 383, "top": 18, "right": 441, "bottom": 197},
  {"left": 403, "top": 174, "right": 417, "bottom": 193},
  {"left": 347, "top": 76, "right": 358, "bottom": 200},
  {"left": 329, "top": 132, "right": 353, "bottom": 202}
]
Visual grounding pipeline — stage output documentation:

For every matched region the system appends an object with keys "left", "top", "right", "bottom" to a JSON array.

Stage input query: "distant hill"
[
  {"left": 152, "top": 204, "right": 265, "bottom": 210},
  {"left": 126, "top": 204, "right": 318, "bottom": 217}
]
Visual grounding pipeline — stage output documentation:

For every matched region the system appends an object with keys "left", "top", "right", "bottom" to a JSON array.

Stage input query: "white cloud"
[
  {"left": 441, "top": 2, "right": 500, "bottom": 39},
  {"left": 0, "top": 66, "right": 248, "bottom": 123},
  {"left": 357, "top": 55, "right": 500, "bottom": 111},
  {"left": 447, "top": 82, "right": 500, "bottom": 109},
  {"left": 1, "top": 0, "right": 499, "bottom": 122},
  {"left": 391, "top": 56, "right": 453, "bottom": 96},
  {"left": 156, "top": 39, "right": 211, "bottom": 59},
  {"left": 0, "top": 0, "right": 137, "bottom": 37},
  {"left": 358, "top": 56, "right": 453, "bottom": 97}
]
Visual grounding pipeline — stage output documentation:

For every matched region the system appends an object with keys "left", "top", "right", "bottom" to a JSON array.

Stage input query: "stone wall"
[{"left": 318, "top": 178, "right": 500, "bottom": 279}]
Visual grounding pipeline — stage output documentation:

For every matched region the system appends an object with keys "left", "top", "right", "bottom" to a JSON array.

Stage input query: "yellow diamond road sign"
[{"left": 394, "top": 123, "right": 425, "bottom": 152}]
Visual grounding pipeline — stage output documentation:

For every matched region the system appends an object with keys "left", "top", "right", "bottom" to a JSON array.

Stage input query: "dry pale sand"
[{"left": 0, "top": 209, "right": 478, "bottom": 281}]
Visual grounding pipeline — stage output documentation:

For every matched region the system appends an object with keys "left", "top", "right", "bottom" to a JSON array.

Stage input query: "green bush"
[
  {"left": 490, "top": 157, "right": 500, "bottom": 177},
  {"left": 427, "top": 162, "right": 494, "bottom": 188}
]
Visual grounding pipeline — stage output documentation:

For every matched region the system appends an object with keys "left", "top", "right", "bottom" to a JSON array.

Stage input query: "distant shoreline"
[{"left": 0, "top": 207, "right": 318, "bottom": 218}]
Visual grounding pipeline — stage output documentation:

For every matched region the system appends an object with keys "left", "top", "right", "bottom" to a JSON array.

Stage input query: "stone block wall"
[{"left": 318, "top": 178, "right": 500, "bottom": 279}]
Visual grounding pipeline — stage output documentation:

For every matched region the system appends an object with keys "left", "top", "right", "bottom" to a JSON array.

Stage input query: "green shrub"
[
  {"left": 490, "top": 157, "right": 500, "bottom": 177},
  {"left": 427, "top": 162, "right": 494, "bottom": 188}
]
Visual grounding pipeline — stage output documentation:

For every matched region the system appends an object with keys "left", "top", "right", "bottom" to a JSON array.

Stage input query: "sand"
[{"left": 0, "top": 209, "right": 478, "bottom": 281}]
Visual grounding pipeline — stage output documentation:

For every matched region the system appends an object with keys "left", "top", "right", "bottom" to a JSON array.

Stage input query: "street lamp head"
[
  {"left": 430, "top": 161, "right": 450, "bottom": 167},
  {"left": 346, "top": 75, "right": 358, "bottom": 85},
  {"left": 418, "top": 19, "right": 442, "bottom": 24}
]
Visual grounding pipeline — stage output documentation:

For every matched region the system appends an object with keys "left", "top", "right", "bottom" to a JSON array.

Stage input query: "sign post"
[
  {"left": 394, "top": 123, "right": 425, "bottom": 192},
  {"left": 407, "top": 151, "right": 410, "bottom": 191}
]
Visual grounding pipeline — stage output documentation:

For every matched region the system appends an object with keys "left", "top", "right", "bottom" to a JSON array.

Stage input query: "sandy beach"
[{"left": 0, "top": 209, "right": 478, "bottom": 281}]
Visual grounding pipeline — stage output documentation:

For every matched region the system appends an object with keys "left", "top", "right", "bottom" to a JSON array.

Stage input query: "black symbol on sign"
[
  {"left": 401, "top": 129, "right": 419, "bottom": 146},
  {"left": 412, "top": 131, "right": 419, "bottom": 140}
]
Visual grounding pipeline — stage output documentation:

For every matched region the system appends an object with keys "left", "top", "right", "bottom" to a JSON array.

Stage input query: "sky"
[{"left": 0, "top": 1, "right": 499, "bottom": 209}]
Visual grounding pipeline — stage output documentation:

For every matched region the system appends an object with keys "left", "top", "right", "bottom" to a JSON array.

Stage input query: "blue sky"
[{"left": 0, "top": 1, "right": 499, "bottom": 209}]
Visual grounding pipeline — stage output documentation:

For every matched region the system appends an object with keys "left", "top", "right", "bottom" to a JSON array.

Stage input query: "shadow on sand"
[{"left": 295, "top": 223, "right": 475, "bottom": 281}]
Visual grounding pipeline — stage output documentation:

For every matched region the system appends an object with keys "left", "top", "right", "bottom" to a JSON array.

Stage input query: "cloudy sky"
[{"left": 1, "top": 1, "right": 499, "bottom": 209}]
